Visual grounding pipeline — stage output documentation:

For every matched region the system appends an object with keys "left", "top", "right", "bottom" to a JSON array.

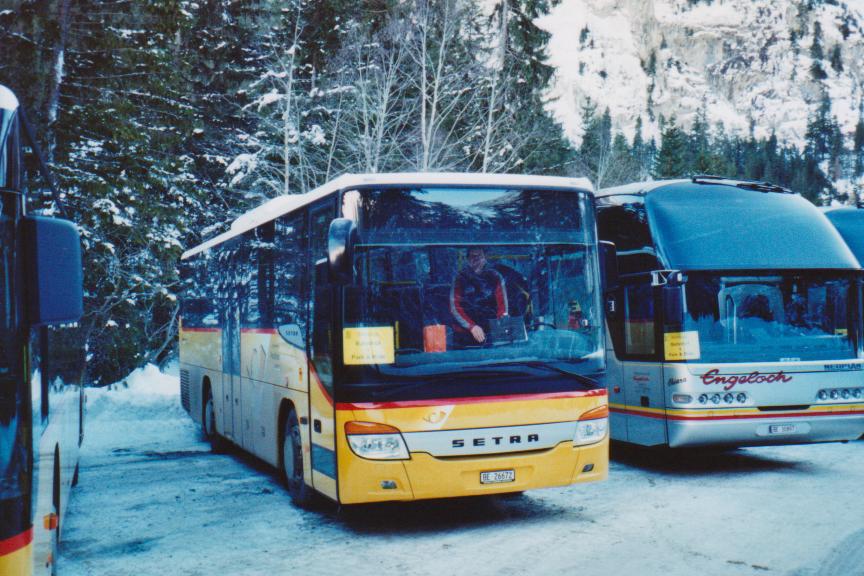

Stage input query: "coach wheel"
[
  {"left": 203, "top": 388, "right": 224, "bottom": 452},
  {"left": 281, "top": 407, "right": 313, "bottom": 507}
]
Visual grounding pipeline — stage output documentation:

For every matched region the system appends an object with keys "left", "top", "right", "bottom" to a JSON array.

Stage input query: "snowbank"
[{"left": 85, "top": 362, "right": 183, "bottom": 424}]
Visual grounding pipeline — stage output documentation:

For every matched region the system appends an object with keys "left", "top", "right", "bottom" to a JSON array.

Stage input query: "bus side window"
[
  {"left": 241, "top": 224, "right": 278, "bottom": 329},
  {"left": 596, "top": 201, "right": 659, "bottom": 275},
  {"left": 200, "top": 250, "right": 218, "bottom": 326},
  {"left": 273, "top": 213, "right": 307, "bottom": 331},
  {"left": 623, "top": 281, "right": 656, "bottom": 357},
  {"left": 179, "top": 259, "right": 207, "bottom": 327},
  {"left": 241, "top": 230, "right": 260, "bottom": 327}
]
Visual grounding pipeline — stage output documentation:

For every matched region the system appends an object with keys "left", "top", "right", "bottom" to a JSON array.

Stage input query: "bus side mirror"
[
  {"left": 328, "top": 218, "right": 357, "bottom": 284},
  {"left": 599, "top": 241, "right": 618, "bottom": 293},
  {"left": 22, "top": 216, "right": 83, "bottom": 326}
]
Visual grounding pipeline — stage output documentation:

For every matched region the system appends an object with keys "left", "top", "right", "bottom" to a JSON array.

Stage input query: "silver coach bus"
[{"left": 596, "top": 177, "right": 864, "bottom": 448}]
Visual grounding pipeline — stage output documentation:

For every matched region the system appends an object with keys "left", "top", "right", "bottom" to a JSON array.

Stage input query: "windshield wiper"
[
  {"left": 735, "top": 181, "right": 792, "bottom": 194},
  {"left": 691, "top": 175, "right": 792, "bottom": 194},
  {"left": 366, "top": 369, "right": 529, "bottom": 400},
  {"left": 485, "top": 360, "right": 597, "bottom": 387},
  {"left": 372, "top": 361, "right": 596, "bottom": 399}
]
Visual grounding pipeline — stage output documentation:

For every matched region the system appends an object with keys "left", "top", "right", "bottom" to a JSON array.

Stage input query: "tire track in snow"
[{"left": 813, "top": 528, "right": 864, "bottom": 576}]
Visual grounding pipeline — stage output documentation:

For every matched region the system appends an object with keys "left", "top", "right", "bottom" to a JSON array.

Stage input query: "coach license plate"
[
  {"left": 480, "top": 469, "right": 515, "bottom": 484},
  {"left": 768, "top": 424, "right": 797, "bottom": 435}
]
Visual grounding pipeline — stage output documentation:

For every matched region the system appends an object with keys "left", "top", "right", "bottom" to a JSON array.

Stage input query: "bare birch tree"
[
  {"left": 407, "top": 0, "right": 484, "bottom": 171},
  {"left": 329, "top": 18, "right": 415, "bottom": 174}
]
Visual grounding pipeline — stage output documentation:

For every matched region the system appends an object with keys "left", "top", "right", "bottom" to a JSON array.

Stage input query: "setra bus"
[
  {"left": 596, "top": 176, "right": 864, "bottom": 447},
  {"left": 179, "top": 173, "right": 610, "bottom": 505},
  {"left": 0, "top": 85, "right": 85, "bottom": 574}
]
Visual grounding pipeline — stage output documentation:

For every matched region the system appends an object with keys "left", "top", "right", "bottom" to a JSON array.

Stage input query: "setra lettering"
[
  {"left": 451, "top": 433, "right": 542, "bottom": 449},
  {"left": 701, "top": 368, "right": 793, "bottom": 391}
]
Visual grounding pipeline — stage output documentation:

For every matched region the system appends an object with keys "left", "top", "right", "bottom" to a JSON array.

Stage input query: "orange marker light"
[
  {"left": 43, "top": 513, "right": 58, "bottom": 531},
  {"left": 579, "top": 405, "right": 609, "bottom": 421},
  {"left": 345, "top": 421, "right": 402, "bottom": 435}
]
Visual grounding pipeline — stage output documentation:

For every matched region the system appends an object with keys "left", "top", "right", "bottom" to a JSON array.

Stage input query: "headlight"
[
  {"left": 345, "top": 422, "right": 409, "bottom": 460},
  {"left": 574, "top": 405, "right": 609, "bottom": 446}
]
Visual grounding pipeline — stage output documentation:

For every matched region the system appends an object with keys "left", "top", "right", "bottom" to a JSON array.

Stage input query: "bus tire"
[
  {"left": 203, "top": 387, "right": 225, "bottom": 453},
  {"left": 281, "top": 407, "right": 313, "bottom": 507}
]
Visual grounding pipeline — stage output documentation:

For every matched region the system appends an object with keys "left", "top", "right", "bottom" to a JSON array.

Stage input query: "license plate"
[
  {"left": 768, "top": 424, "right": 797, "bottom": 435},
  {"left": 480, "top": 469, "right": 515, "bottom": 484}
]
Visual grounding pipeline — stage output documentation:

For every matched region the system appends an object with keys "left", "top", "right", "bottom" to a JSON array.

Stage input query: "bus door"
[
  {"left": 221, "top": 278, "right": 242, "bottom": 443},
  {"left": 619, "top": 273, "right": 667, "bottom": 445},
  {"left": 308, "top": 203, "right": 337, "bottom": 498}
]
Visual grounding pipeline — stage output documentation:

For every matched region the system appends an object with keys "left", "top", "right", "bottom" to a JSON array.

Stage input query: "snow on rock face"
[{"left": 541, "top": 0, "right": 864, "bottom": 147}]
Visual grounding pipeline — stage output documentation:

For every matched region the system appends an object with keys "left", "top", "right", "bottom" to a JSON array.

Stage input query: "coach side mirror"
[
  {"left": 328, "top": 218, "right": 357, "bottom": 284},
  {"left": 22, "top": 215, "right": 83, "bottom": 326},
  {"left": 599, "top": 241, "right": 618, "bottom": 293}
]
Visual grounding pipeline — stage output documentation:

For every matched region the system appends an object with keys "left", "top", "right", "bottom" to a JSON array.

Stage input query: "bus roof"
[
  {"left": 182, "top": 172, "right": 594, "bottom": 260},
  {"left": 0, "top": 85, "right": 18, "bottom": 112},
  {"left": 596, "top": 179, "right": 689, "bottom": 197},
  {"left": 824, "top": 206, "right": 864, "bottom": 266},
  {"left": 599, "top": 179, "right": 859, "bottom": 270}
]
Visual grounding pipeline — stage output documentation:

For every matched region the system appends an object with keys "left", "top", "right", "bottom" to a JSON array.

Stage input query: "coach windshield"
[
  {"left": 338, "top": 187, "right": 604, "bottom": 402},
  {"left": 680, "top": 271, "right": 861, "bottom": 363}
]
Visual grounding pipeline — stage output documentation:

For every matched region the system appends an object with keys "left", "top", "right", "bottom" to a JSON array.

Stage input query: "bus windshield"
[
  {"left": 683, "top": 271, "right": 860, "bottom": 363},
  {"left": 339, "top": 187, "right": 603, "bottom": 400}
]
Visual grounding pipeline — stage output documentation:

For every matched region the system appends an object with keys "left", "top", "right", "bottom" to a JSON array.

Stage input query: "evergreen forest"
[{"left": 0, "top": 0, "right": 859, "bottom": 383}]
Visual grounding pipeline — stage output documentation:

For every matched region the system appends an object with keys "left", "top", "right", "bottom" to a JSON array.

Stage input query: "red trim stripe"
[
  {"left": 610, "top": 406, "right": 864, "bottom": 421},
  {"left": 0, "top": 528, "right": 33, "bottom": 557},
  {"left": 609, "top": 407, "right": 666, "bottom": 420},
  {"left": 667, "top": 409, "right": 864, "bottom": 421},
  {"left": 337, "top": 389, "right": 606, "bottom": 410},
  {"left": 241, "top": 328, "right": 278, "bottom": 334},
  {"left": 182, "top": 327, "right": 282, "bottom": 334}
]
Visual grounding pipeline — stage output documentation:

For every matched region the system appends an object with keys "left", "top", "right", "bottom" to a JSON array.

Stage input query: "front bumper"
[
  {"left": 667, "top": 410, "right": 864, "bottom": 447},
  {"left": 336, "top": 438, "right": 608, "bottom": 504}
]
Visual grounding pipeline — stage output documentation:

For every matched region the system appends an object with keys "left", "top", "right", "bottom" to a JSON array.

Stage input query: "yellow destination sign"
[
  {"left": 343, "top": 326, "right": 395, "bottom": 365},
  {"left": 664, "top": 331, "right": 701, "bottom": 361}
]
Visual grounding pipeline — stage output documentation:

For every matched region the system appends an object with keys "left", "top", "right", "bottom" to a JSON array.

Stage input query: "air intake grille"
[{"left": 180, "top": 369, "right": 191, "bottom": 413}]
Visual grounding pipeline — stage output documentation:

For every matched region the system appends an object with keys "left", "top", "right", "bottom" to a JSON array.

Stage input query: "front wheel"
[{"left": 281, "top": 407, "right": 314, "bottom": 507}]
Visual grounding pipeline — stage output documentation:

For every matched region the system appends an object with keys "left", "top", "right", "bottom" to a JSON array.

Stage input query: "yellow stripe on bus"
[{"left": 0, "top": 542, "right": 33, "bottom": 576}]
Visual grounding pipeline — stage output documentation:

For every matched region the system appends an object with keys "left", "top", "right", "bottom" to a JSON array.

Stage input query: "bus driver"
[{"left": 450, "top": 247, "right": 534, "bottom": 345}]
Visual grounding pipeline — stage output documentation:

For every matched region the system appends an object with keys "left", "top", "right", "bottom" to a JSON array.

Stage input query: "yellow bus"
[
  {"left": 0, "top": 85, "right": 85, "bottom": 574},
  {"left": 179, "top": 173, "right": 610, "bottom": 505}
]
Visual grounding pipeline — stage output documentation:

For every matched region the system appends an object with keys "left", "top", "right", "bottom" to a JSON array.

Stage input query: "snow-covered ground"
[{"left": 60, "top": 364, "right": 864, "bottom": 576}]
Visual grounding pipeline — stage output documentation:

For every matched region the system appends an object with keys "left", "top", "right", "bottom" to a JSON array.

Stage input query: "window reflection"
[{"left": 684, "top": 274, "right": 857, "bottom": 362}]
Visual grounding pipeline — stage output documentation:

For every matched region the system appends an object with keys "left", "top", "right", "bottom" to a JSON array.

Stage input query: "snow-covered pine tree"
[
  {"left": 480, "top": 0, "right": 572, "bottom": 175},
  {"left": 43, "top": 0, "right": 201, "bottom": 382},
  {"left": 655, "top": 116, "right": 689, "bottom": 178}
]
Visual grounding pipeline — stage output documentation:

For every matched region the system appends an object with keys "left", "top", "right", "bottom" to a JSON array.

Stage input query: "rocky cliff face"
[{"left": 541, "top": 0, "right": 864, "bottom": 147}]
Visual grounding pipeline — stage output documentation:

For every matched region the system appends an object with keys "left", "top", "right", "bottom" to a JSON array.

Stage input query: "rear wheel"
[
  {"left": 203, "top": 388, "right": 225, "bottom": 452},
  {"left": 281, "top": 407, "right": 314, "bottom": 507}
]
